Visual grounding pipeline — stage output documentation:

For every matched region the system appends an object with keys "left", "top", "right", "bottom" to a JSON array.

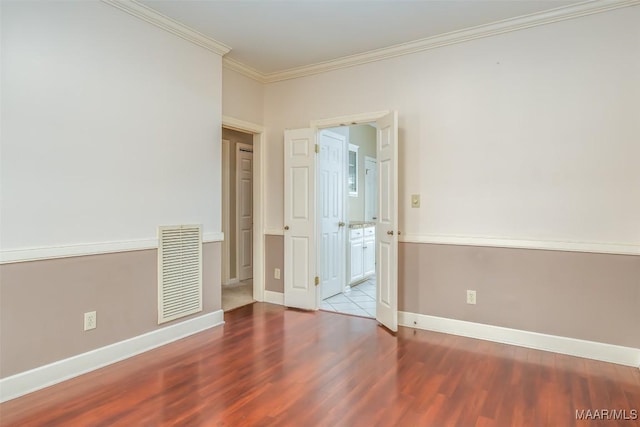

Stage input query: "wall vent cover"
[{"left": 158, "top": 225, "right": 203, "bottom": 324}]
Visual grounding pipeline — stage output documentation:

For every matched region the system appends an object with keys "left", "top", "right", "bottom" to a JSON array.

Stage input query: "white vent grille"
[{"left": 158, "top": 225, "right": 203, "bottom": 324}]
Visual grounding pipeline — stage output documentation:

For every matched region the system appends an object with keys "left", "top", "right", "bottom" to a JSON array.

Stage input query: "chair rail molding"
[{"left": 399, "top": 234, "right": 640, "bottom": 256}]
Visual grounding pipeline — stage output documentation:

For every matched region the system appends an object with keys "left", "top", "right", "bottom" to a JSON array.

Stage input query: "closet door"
[{"left": 283, "top": 128, "right": 317, "bottom": 310}]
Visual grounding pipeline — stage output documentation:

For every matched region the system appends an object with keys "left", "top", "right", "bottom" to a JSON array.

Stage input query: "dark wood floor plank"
[{"left": 1, "top": 303, "right": 639, "bottom": 427}]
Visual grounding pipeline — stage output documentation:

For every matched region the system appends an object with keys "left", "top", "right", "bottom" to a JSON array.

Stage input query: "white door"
[
  {"left": 284, "top": 128, "right": 317, "bottom": 310},
  {"left": 376, "top": 111, "right": 398, "bottom": 332},
  {"left": 365, "top": 157, "right": 377, "bottom": 222},
  {"left": 236, "top": 143, "right": 253, "bottom": 281},
  {"left": 318, "top": 130, "right": 346, "bottom": 300}
]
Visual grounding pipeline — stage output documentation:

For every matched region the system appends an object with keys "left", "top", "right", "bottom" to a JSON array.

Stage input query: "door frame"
[
  {"left": 310, "top": 111, "right": 393, "bottom": 311},
  {"left": 221, "top": 139, "right": 235, "bottom": 285},
  {"left": 222, "top": 116, "right": 265, "bottom": 302}
]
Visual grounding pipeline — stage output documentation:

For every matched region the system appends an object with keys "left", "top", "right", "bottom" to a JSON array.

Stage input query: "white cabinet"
[
  {"left": 350, "top": 235, "right": 364, "bottom": 283},
  {"left": 348, "top": 226, "right": 375, "bottom": 284},
  {"left": 363, "top": 227, "right": 375, "bottom": 278}
]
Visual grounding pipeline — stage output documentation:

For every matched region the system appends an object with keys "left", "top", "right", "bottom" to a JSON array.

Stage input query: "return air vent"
[{"left": 158, "top": 225, "right": 202, "bottom": 324}]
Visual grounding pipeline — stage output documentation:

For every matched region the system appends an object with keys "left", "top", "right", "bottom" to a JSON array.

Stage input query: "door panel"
[
  {"left": 319, "top": 130, "right": 346, "bottom": 300},
  {"left": 284, "top": 129, "right": 316, "bottom": 310},
  {"left": 237, "top": 144, "right": 253, "bottom": 281},
  {"left": 375, "top": 111, "right": 398, "bottom": 332}
]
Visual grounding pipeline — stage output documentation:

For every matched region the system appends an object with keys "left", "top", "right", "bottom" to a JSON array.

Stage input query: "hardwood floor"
[{"left": 1, "top": 303, "right": 639, "bottom": 426}]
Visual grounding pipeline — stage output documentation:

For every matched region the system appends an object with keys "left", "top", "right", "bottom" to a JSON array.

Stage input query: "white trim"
[
  {"left": 399, "top": 234, "right": 640, "bottom": 256},
  {"left": 399, "top": 311, "right": 640, "bottom": 368},
  {"left": 223, "top": 58, "right": 266, "bottom": 84},
  {"left": 0, "top": 233, "right": 224, "bottom": 264},
  {"left": 204, "top": 232, "right": 224, "bottom": 243},
  {"left": 222, "top": 115, "right": 265, "bottom": 134},
  {"left": 310, "top": 111, "right": 389, "bottom": 129},
  {"left": 221, "top": 0, "right": 640, "bottom": 83},
  {"left": 221, "top": 116, "right": 266, "bottom": 303},
  {"left": 101, "top": 0, "right": 231, "bottom": 56},
  {"left": 264, "top": 229, "right": 285, "bottom": 236},
  {"left": 0, "top": 310, "right": 224, "bottom": 403},
  {"left": 221, "top": 139, "right": 232, "bottom": 284},
  {"left": 222, "top": 278, "right": 240, "bottom": 286},
  {"left": 264, "top": 290, "right": 284, "bottom": 306}
]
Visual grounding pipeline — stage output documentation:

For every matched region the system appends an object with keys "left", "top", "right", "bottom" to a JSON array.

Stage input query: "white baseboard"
[
  {"left": 264, "top": 229, "right": 284, "bottom": 236},
  {"left": 0, "top": 310, "right": 224, "bottom": 403},
  {"left": 264, "top": 290, "right": 284, "bottom": 305},
  {"left": 222, "top": 278, "right": 239, "bottom": 286},
  {"left": 399, "top": 311, "right": 640, "bottom": 368}
]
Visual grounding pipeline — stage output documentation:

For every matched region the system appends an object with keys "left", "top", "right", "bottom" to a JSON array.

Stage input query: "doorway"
[
  {"left": 221, "top": 128, "right": 253, "bottom": 311},
  {"left": 221, "top": 120, "right": 265, "bottom": 312},
  {"left": 282, "top": 110, "right": 399, "bottom": 332},
  {"left": 317, "top": 124, "right": 378, "bottom": 318}
]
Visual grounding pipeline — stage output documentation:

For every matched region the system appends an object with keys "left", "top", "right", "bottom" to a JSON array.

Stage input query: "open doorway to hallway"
[
  {"left": 221, "top": 127, "right": 255, "bottom": 311},
  {"left": 317, "top": 124, "right": 377, "bottom": 318}
]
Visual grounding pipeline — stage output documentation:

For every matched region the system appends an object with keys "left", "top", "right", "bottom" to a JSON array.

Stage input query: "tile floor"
[{"left": 320, "top": 278, "right": 376, "bottom": 318}]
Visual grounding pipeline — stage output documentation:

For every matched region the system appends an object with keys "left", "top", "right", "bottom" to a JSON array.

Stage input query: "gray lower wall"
[
  {"left": 399, "top": 243, "right": 640, "bottom": 349},
  {"left": 263, "top": 235, "right": 639, "bottom": 348},
  {"left": 265, "top": 234, "right": 284, "bottom": 293},
  {"left": 0, "top": 242, "right": 221, "bottom": 378}
]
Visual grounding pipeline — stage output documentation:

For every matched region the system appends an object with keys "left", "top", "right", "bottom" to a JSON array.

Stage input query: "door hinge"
[
  {"left": 315, "top": 276, "right": 320, "bottom": 286},
  {"left": 315, "top": 144, "right": 320, "bottom": 154}
]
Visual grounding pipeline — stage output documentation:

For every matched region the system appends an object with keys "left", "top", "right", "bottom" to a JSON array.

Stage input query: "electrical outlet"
[
  {"left": 274, "top": 268, "right": 281, "bottom": 280},
  {"left": 466, "top": 290, "right": 476, "bottom": 305},
  {"left": 84, "top": 311, "right": 97, "bottom": 331},
  {"left": 411, "top": 194, "right": 421, "bottom": 208}
]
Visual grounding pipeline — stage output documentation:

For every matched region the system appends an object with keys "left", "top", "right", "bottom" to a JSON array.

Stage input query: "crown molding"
[
  {"left": 223, "top": 58, "right": 267, "bottom": 84},
  {"left": 224, "top": 0, "right": 640, "bottom": 83},
  {"left": 101, "top": 0, "right": 231, "bottom": 56}
]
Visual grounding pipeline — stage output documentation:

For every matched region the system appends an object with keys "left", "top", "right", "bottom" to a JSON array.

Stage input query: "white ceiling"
[{"left": 140, "top": 0, "right": 584, "bottom": 75}]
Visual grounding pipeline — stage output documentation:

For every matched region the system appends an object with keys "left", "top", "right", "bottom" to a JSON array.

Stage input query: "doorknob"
[
  {"left": 284, "top": 225, "right": 290, "bottom": 231},
  {"left": 387, "top": 230, "right": 394, "bottom": 236},
  {"left": 338, "top": 222, "right": 345, "bottom": 227}
]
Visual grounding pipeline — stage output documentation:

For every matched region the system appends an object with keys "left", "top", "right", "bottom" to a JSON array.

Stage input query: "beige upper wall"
[
  {"left": 222, "top": 66, "right": 265, "bottom": 125},
  {"left": 1, "top": 1, "right": 223, "bottom": 251},
  {"left": 261, "top": 7, "right": 640, "bottom": 247}
]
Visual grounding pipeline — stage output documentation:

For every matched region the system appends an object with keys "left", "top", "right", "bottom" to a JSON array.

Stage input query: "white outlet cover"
[
  {"left": 84, "top": 311, "right": 97, "bottom": 331},
  {"left": 466, "top": 290, "right": 476, "bottom": 305}
]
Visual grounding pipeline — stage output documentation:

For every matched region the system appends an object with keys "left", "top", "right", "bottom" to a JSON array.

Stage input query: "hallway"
[{"left": 221, "top": 279, "right": 254, "bottom": 312}]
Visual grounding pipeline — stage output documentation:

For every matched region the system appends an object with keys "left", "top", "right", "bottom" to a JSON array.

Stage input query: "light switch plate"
[{"left": 411, "top": 194, "right": 420, "bottom": 208}]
